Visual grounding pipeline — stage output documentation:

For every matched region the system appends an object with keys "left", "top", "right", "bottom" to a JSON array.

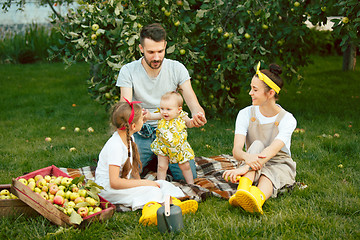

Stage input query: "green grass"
[{"left": 0, "top": 56, "right": 359, "bottom": 239}]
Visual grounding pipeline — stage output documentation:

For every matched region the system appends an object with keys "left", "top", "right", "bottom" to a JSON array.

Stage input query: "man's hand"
[{"left": 191, "top": 112, "right": 207, "bottom": 128}]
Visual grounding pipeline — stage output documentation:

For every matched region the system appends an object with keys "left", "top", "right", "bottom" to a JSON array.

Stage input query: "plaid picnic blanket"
[{"left": 60, "top": 155, "right": 303, "bottom": 212}]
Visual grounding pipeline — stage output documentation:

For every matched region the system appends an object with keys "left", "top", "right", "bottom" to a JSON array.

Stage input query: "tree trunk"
[{"left": 342, "top": 42, "right": 357, "bottom": 71}]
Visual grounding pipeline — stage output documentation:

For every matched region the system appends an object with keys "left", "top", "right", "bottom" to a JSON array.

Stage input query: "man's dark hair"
[{"left": 140, "top": 23, "right": 166, "bottom": 45}]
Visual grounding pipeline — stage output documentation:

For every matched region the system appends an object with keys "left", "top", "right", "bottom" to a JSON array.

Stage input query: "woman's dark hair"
[
  {"left": 260, "top": 63, "right": 283, "bottom": 99},
  {"left": 140, "top": 23, "right": 166, "bottom": 45}
]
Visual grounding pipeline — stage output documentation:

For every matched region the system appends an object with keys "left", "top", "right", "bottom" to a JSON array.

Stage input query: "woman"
[{"left": 222, "top": 62, "right": 297, "bottom": 214}]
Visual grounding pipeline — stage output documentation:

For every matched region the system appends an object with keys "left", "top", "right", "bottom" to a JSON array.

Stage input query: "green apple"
[
  {"left": 34, "top": 187, "right": 42, "bottom": 194},
  {"left": 180, "top": 49, "right": 186, "bottom": 55},
  {"left": 34, "top": 175, "right": 43, "bottom": 182},
  {"left": 70, "top": 192, "right": 80, "bottom": 201},
  {"left": 161, "top": 7, "right": 166, "bottom": 12},
  {"left": 93, "top": 207, "right": 102, "bottom": 214},
  {"left": 85, "top": 197, "right": 97, "bottom": 206},
  {"left": 321, "top": 6, "right": 326, "bottom": 12},
  {"left": 223, "top": 32, "right": 229, "bottom": 38},
  {"left": 68, "top": 201, "right": 76, "bottom": 208},
  {"left": 164, "top": 10, "right": 171, "bottom": 17},
  {"left": 87, "top": 127, "right": 94, "bottom": 133},
  {"left": 342, "top": 17, "right": 349, "bottom": 24},
  {"left": 92, "top": 24, "right": 99, "bottom": 31},
  {"left": 74, "top": 127, "right": 80, "bottom": 132},
  {"left": 18, "top": 178, "right": 28, "bottom": 186},
  {"left": 61, "top": 177, "right": 72, "bottom": 187},
  {"left": 294, "top": 2, "right": 300, "bottom": 7},
  {"left": 74, "top": 196, "right": 85, "bottom": 204},
  {"left": 36, "top": 179, "right": 47, "bottom": 188},
  {"left": 227, "top": 43, "right": 233, "bottom": 49},
  {"left": 60, "top": 126, "right": 66, "bottom": 130},
  {"left": 65, "top": 191, "right": 72, "bottom": 199},
  {"left": 176, "top": 0, "right": 183, "bottom": 6},
  {"left": 0, "top": 189, "right": 10, "bottom": 196},
  {"left": 244, "top": 33, "right": 251, "bottom": 39},
  {"left": 56, "top": 189, "right": 65, "bottom": 197},
  {"left": 91, "top": 34, "right": 97, "bottom": 40},
  {"left": 40, "top": 191, "right": 49, "bottom": 200},
  {"left": 41, "top": 185, "right": 49, "bottom": 192},
  {"left": 44, "top": 175, "right": 51, "bottom": 182},
  {"left": 217, "top": 27, "right": 223, "bottom": 34},
  {"left": 28, "top": 178, "right": 35, "bottom": 183},
  {"left": 262, "top": 24, "right": 269, "bottom": 30},
  {"left": 27, "top": 181, "right": 36, "bottom": 191},
  {"left": 45, "top": 137, "right": 52, "bottom": 142},
  {"left": 78, "top": 189, "right": 87, "bottom": 198},
  {"left": 174, "top": 21, "right": 180, "bottom": 27}
]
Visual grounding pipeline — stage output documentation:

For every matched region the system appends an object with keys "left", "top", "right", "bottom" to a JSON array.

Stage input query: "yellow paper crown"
[{"left": 256, "top": 62, "right": 280, "bottom": 94}]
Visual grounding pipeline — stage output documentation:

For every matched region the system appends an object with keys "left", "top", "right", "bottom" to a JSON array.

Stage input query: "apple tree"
[
  {"left": 51, "top": 0, "right": 326, "bottom": 116},
  {"left": 329, "top": 0, "right": 359, "bottom": 71}
]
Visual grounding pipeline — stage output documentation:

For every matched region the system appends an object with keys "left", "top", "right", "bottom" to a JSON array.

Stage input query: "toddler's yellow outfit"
[{"left": 151, "top": 110, "right": 194, "bottom": 164}]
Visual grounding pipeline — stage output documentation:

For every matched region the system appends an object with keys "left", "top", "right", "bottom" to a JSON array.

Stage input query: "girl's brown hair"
[{"left": 110, "top": 102, "right": 142, "bottom": 179}]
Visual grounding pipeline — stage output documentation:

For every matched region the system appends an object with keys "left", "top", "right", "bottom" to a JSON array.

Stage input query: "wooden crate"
[
  {"left": 11, "top": 165, "right": 115, "bottom": 227},
  {"left": 0, "top": 184, "right": 38, "bottom": 217}
]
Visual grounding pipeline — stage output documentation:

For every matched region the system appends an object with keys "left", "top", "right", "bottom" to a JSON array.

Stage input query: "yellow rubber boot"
[
  {"left": 171, "top": 197, "right": 198, "bottom": 214},
  {"left": 235, "top": 186, "right": 266, "bottom": 214},
  {"left": 139, "top": 201, "right": 162, "bottom": 226},
  {"left": 229, "top": 177, "right": 253, "bottom": 207}
]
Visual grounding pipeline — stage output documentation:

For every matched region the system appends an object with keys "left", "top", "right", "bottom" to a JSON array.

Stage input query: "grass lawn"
[{"left": 0, "top": 56, "right": 359, "bottom": 239}]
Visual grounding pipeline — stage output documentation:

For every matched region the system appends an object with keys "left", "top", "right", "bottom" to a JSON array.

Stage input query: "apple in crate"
[
  {"left": 53, "top": 195, "right": 65, "bottom": 205},
  {"left": 77, "top": 207, "right": 89, "bottom": 218}
]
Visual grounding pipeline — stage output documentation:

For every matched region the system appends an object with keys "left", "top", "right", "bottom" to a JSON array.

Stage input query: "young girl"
[
  {"left": 222, "top": 62, "right": 297, "bottom": 214},
  {"left": 147, "top": 91, "right": 198, "bottom": 184},
  {"left": 95, "top": 99, "right": 197, "bottom": 225}
]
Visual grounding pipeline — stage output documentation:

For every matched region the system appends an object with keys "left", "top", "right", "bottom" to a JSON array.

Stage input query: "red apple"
[
  {"left": 53, "top": 195, "right": 65, "bottom": 205},
  {"left": 74, "top": 196, "right": 85, "bottom": 204},
  {"left": 49, "top": 185, "right": 59, "bottom": 195},
  {"left": 77, "top": 207, "right": 89, "bottom": 218}
]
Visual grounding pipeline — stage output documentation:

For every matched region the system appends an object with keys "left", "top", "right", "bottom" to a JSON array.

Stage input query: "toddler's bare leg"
[
  {"left": 157, "top": 155, "right": 169, "bottom": 180},
  {"left": 179, "top": 161, "right": 194, "bottom": 184}
]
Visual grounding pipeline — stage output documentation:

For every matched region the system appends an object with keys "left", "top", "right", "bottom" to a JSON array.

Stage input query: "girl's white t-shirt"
[
  {"left": 235, "top": 105, "right": 296, "bottom": 156},
  {"left": 95, "top": 131, "right": 133, "bottom": 188}
]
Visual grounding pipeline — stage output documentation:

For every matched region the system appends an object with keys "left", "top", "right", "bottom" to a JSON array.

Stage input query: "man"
[{"left": 116, "top": 23, "right": 207, "bottom": 180}]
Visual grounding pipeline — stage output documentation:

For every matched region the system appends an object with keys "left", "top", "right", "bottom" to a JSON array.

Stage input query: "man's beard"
[{"left": 143, "top": 55, "right": 163, "bottom": 69}]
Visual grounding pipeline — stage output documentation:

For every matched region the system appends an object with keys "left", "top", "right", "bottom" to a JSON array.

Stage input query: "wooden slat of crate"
[
  {"left": 0, "top": 184, "right": 38, "bottom": 217},
  {"left": 12, "top": 178, "right": 71, "bottom": 227},
  {"left": 12, "top": 165, "right": 116, "bottom": 227}
]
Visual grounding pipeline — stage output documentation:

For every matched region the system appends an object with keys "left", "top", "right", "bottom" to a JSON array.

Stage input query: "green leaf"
[
  {"left": 69, "top": 211, "right": 83, "bottom": 225},
  {"left": 167, "top": 45, "right": 176, "bottom": 54}
]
